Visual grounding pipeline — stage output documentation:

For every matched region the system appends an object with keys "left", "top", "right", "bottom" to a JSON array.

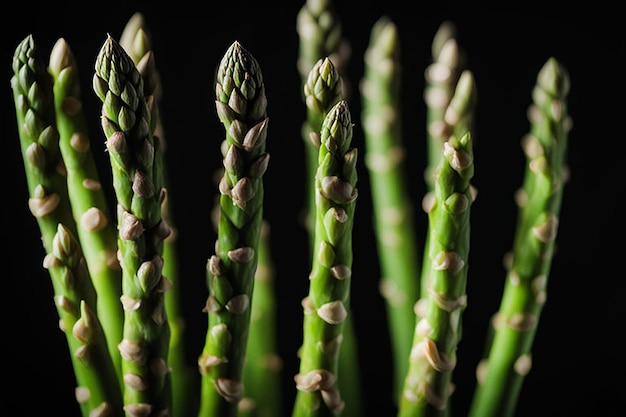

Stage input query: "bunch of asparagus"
[{"left": 10, "top": 1, "right": 571, "bottom": 416}]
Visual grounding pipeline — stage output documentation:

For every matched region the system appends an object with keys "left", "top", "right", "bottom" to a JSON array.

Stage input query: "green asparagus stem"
[
  {"left": 239, "top": 220, "right": 283, "bottom": 417},
  {"left": 296, "top": 8, "right": 360, "bottom": 412},
  {"left": 398, "top": 131, "right": 475, "bottom": 417},
  {"left": 48, "top": 224, "right": 125, "bottom": 417},
  {"left": 360, "top": 16, "right": 421, "bottom": 406},
  {"left": 198, "top": 40, "right": 269, "bottom": 417},
  {"left": 419, "top": 70, "right": 477, "bottom": 303},
  {"left": 468, "top": 57, "right": 571, "bottom": 417},
  {"left": 12, "top": 34, "right": 77, "bottom": 265},
  {"left": 119, "top": 13, "right": 197, "bottom": 417},
  {"left": 292, "top": 99, "right": 358, "bottom": 417},
  {"left": 301, "top": 56, "right": 362, "bottom": 417},
  {"left": 12, "top": 35, "right": 123, "bottom": 417},
  {"left": 93, "top": 34, "right": 172, "bottom": 417},
  {"left": 48, "top": 37, "right": 124, "bottom": 379}
]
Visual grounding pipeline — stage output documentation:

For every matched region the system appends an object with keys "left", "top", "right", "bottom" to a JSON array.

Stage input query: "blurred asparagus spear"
[
  {"left": 468, "top": 57, "right": 571, "bottom": 417},
  {"left": 197, "top": 40, "right": 269, "bottom": 417},
  {"left": 240, "top": 220, "right": 283, "bottom": 417},
  {"left": 93, "top": 34, "right": 172, "bottom": 417},
  {"left": 360, "top": 15, "right": 421, "bottom": 405}
]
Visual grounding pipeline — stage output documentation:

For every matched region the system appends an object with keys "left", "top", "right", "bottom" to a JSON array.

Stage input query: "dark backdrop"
[{"left": 3, "top": 2, "right": 624, "bottom": 416}]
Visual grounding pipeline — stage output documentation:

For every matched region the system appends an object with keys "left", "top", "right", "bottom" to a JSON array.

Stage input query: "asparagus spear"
[
  {"left": 419, "top": 22, "right": 476, "bottom": 309},
  {"left": 292, "top": 99, "right": 358, "bottom": 417},
  {"left": 301, "top": 56, "right": 362, "bottom": 417},
  {"left": 360, "top": 15, "right": 421, "bottom": 405},
  {"left": 48, "top": 37, "right": 123, "bottom": 378},
  {"left": 48, "top": 223, "right": 125, "bottom": 417},
  {"left": 398, "top": 131, "right": 475, "bottom": 417},
  {"left": 11, "top": 34, "right": 123, "bottom": 417},
  {"left": 239, "top": 220, "right": 283, "bottom": 417},
  {"left": 93, "top": 34, "right": 172, "bottom": 417},
  {"left": 11, "top": 34, "right": 76, "bottom": 264},
  {"left": 119, "top": 13, "right": 197, "bottom": 417},
  {"left": 468, "top": 57, "right": 571, "bottom": 417},
  {"left": 197, "top": 40, "right": 269, "bottom": 417},
  {"left": 419, "top": 69, "right": 477, "bottom": 304},
  {"left": 209, "top": 144, "right": 281, "bottom": 417}
]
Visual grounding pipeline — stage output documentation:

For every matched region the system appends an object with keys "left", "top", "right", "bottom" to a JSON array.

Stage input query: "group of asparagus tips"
[{"left": 10, "top": 2, "right": 571, "bottom": 416}]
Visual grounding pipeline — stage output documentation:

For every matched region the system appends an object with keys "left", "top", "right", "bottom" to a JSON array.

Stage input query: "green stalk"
[
  {"left": 239, "top": 220, "right": 283, "bottom": 417},
  {"left": 302, "top": 56, "right": 362, "bottom": 417},
  {"left": 398, "top": 131, "right": 475, "bottom": 417},
  {"left": 360, "top": 16, "right": 421, "bottom": 405},
  {"left": 468, "top": 57, "right": 571, "bottom": 417},
  {"left": 420, "top": 69, "right": 477, "bottom": 294},
  {"left": 49, "top": 224, "right": 125, "bottom": 417},
  {"left": 297, "top": 8, "right": 359, "bottom": 411},
  {"left": 93, "top": 34, "right": 172, "bottom": 417},
  {"left": 12, "top": 34, "right": 76, "bottom": 266},
  {"left": 292, "top": 99, "right": 358, "bottom": 417},
  {"left": 198, "top": 41, "right": 269, "bottom": 417},
  {"left": 419, "top": 23, "right": 475, "bottom": 306},
  {"left": 119, "top": 13, "right": 197, "bottom": 417},
  {"left": 48, "top": 37, "right": 123, "bottom": 379},
  {"left": 11, "top": 34, "right": 123, "bottom": 417}
]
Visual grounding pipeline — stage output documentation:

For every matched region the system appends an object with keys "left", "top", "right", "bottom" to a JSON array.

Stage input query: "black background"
[{"left": 3, "top": 1, "right": 625, "bottom": 416}]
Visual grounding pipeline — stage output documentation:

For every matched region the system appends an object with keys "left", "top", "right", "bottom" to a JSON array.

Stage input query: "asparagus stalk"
[
  {"left": 359, "top": 16, "right": 421, "bottom": 405},
  {"left": 240, "top": 220, "right": 283, "bottom": 417},
  {"left": 12, "top": 34, "right": 76, "bottom": 266},
  {"left": 93, "top": 34, "right": 172, "bottom": 417},
  {"left": 468, "top": 57, "right": 571, "bottom": 417},
  {"left": 48, "top": 37, "right": 123, "bottom": 378},
  {"left": 419, "top": 70, "right": 477, "bottom": 304},
  {"left": 48, "top": 223, "right": 125, "bottom": 417},
  {"left": 209, "top": 146, "right": 281, "bottom": 417},
  {"left": 292, "top": 99, "right": 358, "bottom": 417},
  {"left": 197, "top": 40, "right": 269, "bottom": 417},
  {"left": 398, "top": 131, "right": 475, "bottom": 417},
  {"left": 119, "top": 13, "right": 197, "bottom": 417},
  {"left": 419, "top": 22, "right": 475, "bottom": 309},
  {"left": 301, "top": 56, "right": 362, "bottom": 417},
  {"left": 11, "top": 34, "right": 123, "bottom": 417}
]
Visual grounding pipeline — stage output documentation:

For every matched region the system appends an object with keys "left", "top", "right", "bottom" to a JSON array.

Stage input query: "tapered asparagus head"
[
  {"left": 319, "top": 99, "right": 358, "bottom": 194},
  {"left": 215, "top": 40, "right": 267, "bottom": 128},
  {"left": 321, "top": 99, "right": 353, "bottom": 158},
  {"left": 12, "top": 34, "right": 56, "bottom": 136},
  {"left": 93, "top": 34, "right": 150, "bottom": 137}
]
